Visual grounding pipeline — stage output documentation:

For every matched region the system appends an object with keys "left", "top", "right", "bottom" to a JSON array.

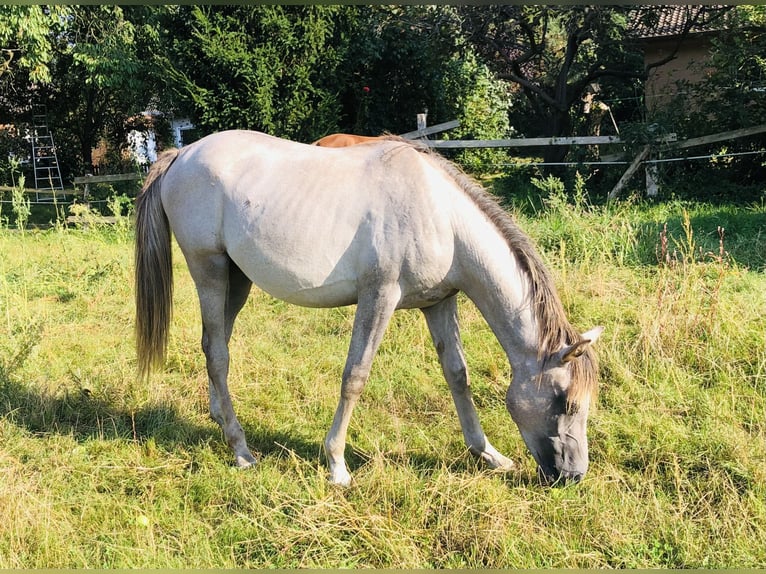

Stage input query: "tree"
[
  {"left": 154, "top": 5, "right": 511, "bottom": 148},
  {"left": 0, "top": 5, "right": 68, "bottom": 85},
  {"left": 335, "top": 3, "right": 514, "bottom": 159},
  {"left": 32, "top": 5, "right": 158, "bottom": 175},
  {"left": 154, "top": 5, "right": 353, "bottom": 142},
  {"left": 337, "top": 5, "right": 465, "bottom": 135},
  {"left": 459, "top": 6, "right": 741, "bottom": 168},
  {"left": 461, "top": 6, "right": 642, "bottom": 161},
  {"left": 696, "top": 5, "right": 766, "bottom": 132},
  {"left": 459, "top": 6, "right": 645, "bottom": 164}
]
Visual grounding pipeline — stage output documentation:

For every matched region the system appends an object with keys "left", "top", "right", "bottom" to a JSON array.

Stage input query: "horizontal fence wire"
[
  {"left": 480, "top": 148, "right": 766, "bottom": 170},
  {"left": 2, "top": 149, "right": 763, "bottom": 205},
  {"left": 646, "top": 149, "right": 766, "bottom": 164},
  {"left": 0, "top": 198, "right": 111, "bottom": 206}
]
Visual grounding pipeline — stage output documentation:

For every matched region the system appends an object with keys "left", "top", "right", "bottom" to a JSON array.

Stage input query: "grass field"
[{"left": 0, "top": 188, "right": 764, "bottom": 567}]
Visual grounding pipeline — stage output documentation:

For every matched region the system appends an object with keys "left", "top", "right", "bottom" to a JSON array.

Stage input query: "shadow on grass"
[
  {"left": 0, "top": 375, "right": 208, "bottom": 446},
  {"left": 686, "top": 209, "right": 766, "bottom": 271},
  {"left": 0, "top": 375, "right": 513, "bottom": 483},
  {"left": 629, "top": 208, "right": 766, "bottom": 271},
  {"left": 0, "top": 374, "right": 328, "bottom": 461}
]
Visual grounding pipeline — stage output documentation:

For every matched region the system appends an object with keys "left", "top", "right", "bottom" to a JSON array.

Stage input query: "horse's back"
[
  {"left": 159, "top": 130, "right": 460, "bottom": 308},
  {"left": 312, "top": 133, "right": 383, "bottom": 147}
]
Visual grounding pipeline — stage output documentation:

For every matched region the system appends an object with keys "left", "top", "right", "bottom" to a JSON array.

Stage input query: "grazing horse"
[
  {"left": 135, "top": 130, "right": 603, "bottom": 486},
  {"left": 312, "top": 133, "right": 384, "bottom": 147}
]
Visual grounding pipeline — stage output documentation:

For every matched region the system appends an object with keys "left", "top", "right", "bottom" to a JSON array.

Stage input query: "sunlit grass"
[{"left": 0, "top": 196, "right": 764, "bottom": 567}]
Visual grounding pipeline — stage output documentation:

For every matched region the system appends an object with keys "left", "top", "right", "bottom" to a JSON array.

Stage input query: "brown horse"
[{"left": 312, "top": 133, "right": 384, "bottom": 147}]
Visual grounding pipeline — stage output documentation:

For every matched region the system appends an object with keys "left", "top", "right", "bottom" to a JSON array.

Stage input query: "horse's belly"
[
  {"left": 221, "top": 175, "right": 457, "bottom": 309},
  {"left": 228, "top": 232, "right": 454, "bottom": 310},
  {"left": 250, "top": 271, "right": 359, "bottom": 308},
  {"left": 227, "top": 232, "right": 362, "bottom": 308},
  {"left": 243, "top": 262, "right": 455, "bottom": 310}
]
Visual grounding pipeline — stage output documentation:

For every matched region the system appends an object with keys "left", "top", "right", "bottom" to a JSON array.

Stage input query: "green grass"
[{"left": 0, "top": 196, "right": 764, "bottom": 568}]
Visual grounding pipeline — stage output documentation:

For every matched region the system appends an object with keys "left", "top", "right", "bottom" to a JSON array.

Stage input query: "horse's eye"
[
  {"left": 551, "top": 391, "right": 569, "bottom": 413},
  {"left": 565, "top": 397, "right": 580, "bottom": 415},
  {"left": 552, "top": 389, "right": 579, "bottom": 415}
]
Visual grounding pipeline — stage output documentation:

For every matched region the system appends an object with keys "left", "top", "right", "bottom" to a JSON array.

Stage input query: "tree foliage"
[
  {"left": 1, "top": 6, "right": 160, "bottom": 178},
  {"left": 47, "top": 5, "right": 154, "bottom": 171},
  {"left": 155, "top": 5, "right": 352, "bottom": 142},
  {"left": 458, "top": 6, "right": 644, "bottom": 163},
  {"left": 0, "top": 5, "right": 68, "bottom": 85},
  {"left": 337, "top": 6, "right": 465, "bottom": 135},
  {"left": 697, "top": 6, "right": 766, "bottom": 132}
]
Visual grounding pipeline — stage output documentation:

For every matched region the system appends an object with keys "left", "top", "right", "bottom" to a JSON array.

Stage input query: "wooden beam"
[
  {"left": 608, "top": 145, "right": 651, "bottom": 200},
  {"left": 672, "top": 124, "right": 766, "bottom": 150},
  {"left": 399, "top": 119, "right": 461, "bottom": 139},
  {"left": 0, "top": 185, "right": 80, "bottom": 196},
  {"left": 73, "top": 172, "right": 143, "bottom": 202},
  {"left": 73, "top": 173, "right": 142, "bottom": 185},
  {"left": 602, "top": 126, "right": 765, "bottom": 161},
  {"left": 425, "top": 135, "right": 623, "bottom": 148}
]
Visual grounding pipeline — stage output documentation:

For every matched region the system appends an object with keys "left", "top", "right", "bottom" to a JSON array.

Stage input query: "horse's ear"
[{"left": 560, "top": 326, "right": 604, "bottom": 364}]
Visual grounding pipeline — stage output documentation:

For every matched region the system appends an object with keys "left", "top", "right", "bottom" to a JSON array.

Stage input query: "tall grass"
[{"left": 0, "top": 186, "right": 764, "bottom": 567}]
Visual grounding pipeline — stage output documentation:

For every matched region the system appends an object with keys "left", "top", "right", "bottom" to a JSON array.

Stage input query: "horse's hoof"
[
  {"left": 235, "top": 453, "right": 258, "bottom": 468},
  {"left": 329, "top": 469, "right": 353, "bottom": 487},
  {"left": 482, "top": 452, "right": 515, "bottom": 472}
]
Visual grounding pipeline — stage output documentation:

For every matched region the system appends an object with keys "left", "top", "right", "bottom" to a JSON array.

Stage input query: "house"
[
  {"left": 631, "top": 5, "right": 731, "bottom": 112},
  {"left": 99, "top": 113, "right": 198, "bottom": 172}
]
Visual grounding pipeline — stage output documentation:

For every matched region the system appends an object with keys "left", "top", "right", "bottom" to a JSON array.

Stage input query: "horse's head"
[{"left": 506, "top": 326, "right": 603, "bottom": 485}]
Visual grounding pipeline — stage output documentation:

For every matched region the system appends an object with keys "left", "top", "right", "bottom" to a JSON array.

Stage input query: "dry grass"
[{"left": 0, "top": 197, "right": 764, "bottom": 567}]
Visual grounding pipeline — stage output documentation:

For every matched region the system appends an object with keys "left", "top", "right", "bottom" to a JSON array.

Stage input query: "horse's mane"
[{"left": 390, "top": 137, "right": 598, "bottom": 407}]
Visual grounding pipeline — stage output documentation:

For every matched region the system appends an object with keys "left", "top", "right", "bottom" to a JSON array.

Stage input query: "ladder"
[{"left": 31, "top": 105, "right": 64, "bottom": 201}]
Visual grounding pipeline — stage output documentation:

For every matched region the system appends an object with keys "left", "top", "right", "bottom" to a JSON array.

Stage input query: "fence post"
[
  {"left": 83, "top": 173, "right": 92, "bottom": 203},
  {"left": 417, "top": 113, "right": 427, "bottom": 133},
  {"left": 645, "top": 162, "right": 660, "bottom": 196},
  {"left": 608, "top": 145, "right": 650, "bottom": 200}
]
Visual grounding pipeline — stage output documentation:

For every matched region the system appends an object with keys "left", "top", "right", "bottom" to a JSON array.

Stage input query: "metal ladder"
[{"left": 31, "top": 105, "right": 64, "bottom": 201}]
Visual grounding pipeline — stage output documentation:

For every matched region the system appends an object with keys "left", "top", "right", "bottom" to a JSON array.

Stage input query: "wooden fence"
[
  {"left": 72, "top": 172, "right": 143, "bottom": 201},
  {"left": 6, "top": 121, "right": 763, "bottom": 203},
  {"left": 402, "top": 118, "right": 766, "bottom": 198}
]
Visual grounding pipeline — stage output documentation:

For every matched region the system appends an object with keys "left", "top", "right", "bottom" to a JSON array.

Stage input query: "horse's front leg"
[
  {"left": 191, "top": 254, "right": 257, "bottom": 468},
  {"left": 422, "top": 296, "right": 514, "bottom": 472},
  {"left": 324, "top": 284, "right": 400, "bottom": 486}
]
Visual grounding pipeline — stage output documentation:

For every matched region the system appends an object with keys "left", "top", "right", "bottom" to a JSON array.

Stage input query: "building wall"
[
  {"left": 124, "top": 117, "right": 197, "bottom": 167},
  {"left": 643, "top": 34, "right": 715, "bottom": 112}
]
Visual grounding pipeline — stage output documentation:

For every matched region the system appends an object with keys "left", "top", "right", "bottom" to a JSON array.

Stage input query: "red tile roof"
[{"left": 631, "top": 5, "right": 730, "bottom": 39}]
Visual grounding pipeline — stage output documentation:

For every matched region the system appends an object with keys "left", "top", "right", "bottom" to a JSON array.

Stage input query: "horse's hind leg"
[
  {"left": 422, "top": 296, "right": 514, "bottom": 472},
  {"left": 189, "top": 253, "right": 257, "bottom": 468},
  {"left": 208, "top": 260, "right": 252, "bottom": 428}
]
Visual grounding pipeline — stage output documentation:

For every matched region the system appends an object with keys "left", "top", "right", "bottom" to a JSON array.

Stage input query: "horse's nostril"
[
  {"left": 538, "top": 467, "right": 584, "bottom": 486},
  {"left": 537, "top": 466, "right": 557, "bottom": 486},
  {"left": 567, "top": 471, "right": 583, "bottom": 484}
]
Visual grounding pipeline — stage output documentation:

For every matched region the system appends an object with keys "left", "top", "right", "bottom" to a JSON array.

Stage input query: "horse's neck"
[{"left": 455, "top": 216, "right": 541, "bottom": 372}]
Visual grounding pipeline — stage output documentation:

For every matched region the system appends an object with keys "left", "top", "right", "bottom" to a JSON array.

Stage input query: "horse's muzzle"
[{"left": 538, "top": 466, "right": 584, "bottom": 487}]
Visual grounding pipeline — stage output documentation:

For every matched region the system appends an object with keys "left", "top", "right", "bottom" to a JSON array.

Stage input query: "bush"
[{"left": 440, "top": 53, "right": 513, "bottom": 173}]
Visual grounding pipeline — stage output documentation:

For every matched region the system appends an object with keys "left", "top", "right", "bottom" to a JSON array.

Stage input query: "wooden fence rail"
[
  {"left": 73, "top": 172, "right": 143, "bottom": 201},
  {"left": 404, "top": 115, "right": 765, "bottom": 198},
  {"left": 425, "top": 134, "right": 627, "bottom": 149}
]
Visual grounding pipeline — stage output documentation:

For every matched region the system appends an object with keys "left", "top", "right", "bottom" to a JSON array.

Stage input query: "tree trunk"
[
  {"left": 542, "top": 107, "right": 571, "bottom": 168},
  {"left": 80, "top": 88, "right": 96, "bottom": 173}
]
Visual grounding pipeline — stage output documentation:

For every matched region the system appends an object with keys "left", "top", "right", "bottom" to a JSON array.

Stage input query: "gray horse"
[{"left": 135, "top": 130, "right": 603, "bottom": 486}]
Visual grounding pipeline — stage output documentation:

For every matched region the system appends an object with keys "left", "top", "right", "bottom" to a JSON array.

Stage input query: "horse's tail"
[{"left": 135, "top": 148, "right": 180, "bottom": 380}]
